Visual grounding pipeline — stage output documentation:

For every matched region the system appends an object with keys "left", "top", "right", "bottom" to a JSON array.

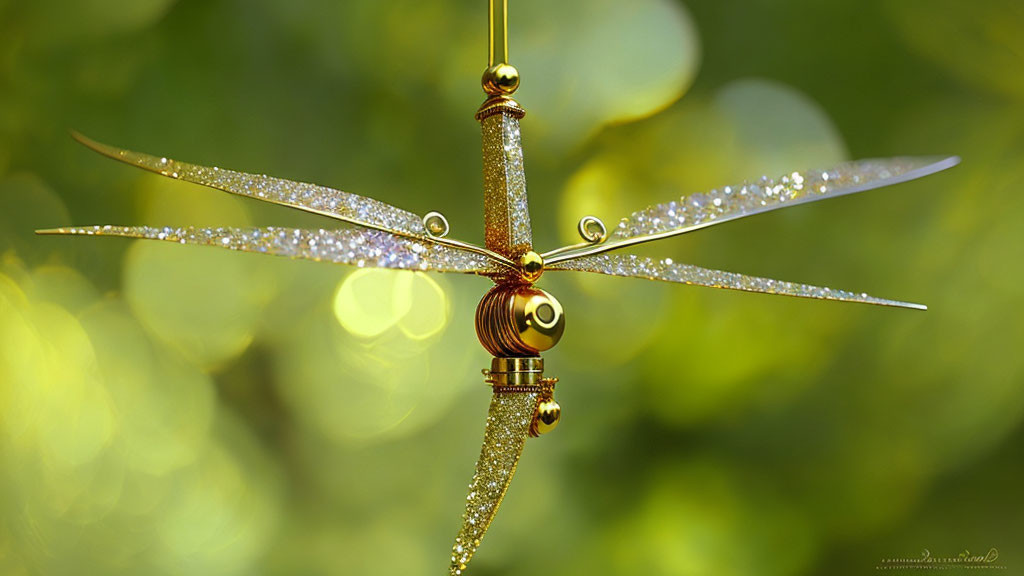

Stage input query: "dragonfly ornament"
[{"left": 40, "top": 1, "right": 958, "bottom": 573}]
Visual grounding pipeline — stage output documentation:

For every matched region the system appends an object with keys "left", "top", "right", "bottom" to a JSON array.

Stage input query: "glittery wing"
[
  {"left": 449, "top": 390, "right": 537, "bottom": 575},
  {"left": 71, "top": 132, "right": 433, "bottom": 240},
  {"left": 547, "top": 157, "right": 959, "bottom": 263},
  {"left": 548, "top": 254, "right": 926, "bottom": 309},
  {"left": 37, "top": 225, "right": 502, "bottom": 275}
]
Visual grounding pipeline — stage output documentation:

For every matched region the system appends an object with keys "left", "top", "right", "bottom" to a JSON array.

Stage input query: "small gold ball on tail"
[
  {"left": 518, "top": 250, "right": 544, "bottom": 282},
  {"left": 531, "top": 398, "right": 561, "bottom": 436},
  {"left": 482, "top": 63, "right": 520, "bottom": 95}
]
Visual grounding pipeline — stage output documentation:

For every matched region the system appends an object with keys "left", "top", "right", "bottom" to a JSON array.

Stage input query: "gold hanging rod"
[
  {"left": 482, "top": 0, "right": 520, "bottom": 96},
  {"left": 488, "top": 0, "right": 508, "bottom": 67}
]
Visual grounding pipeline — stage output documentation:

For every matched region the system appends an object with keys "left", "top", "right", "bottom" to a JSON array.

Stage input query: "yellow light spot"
[
  {"left": 396, "top": 273, "right": 450, "bottom": 340},
  {"left": 334, "top": 270, "right": 450, "bottom": 341},
  {"left": 333, "top": 269, "right": 411, "bottom": 338}
]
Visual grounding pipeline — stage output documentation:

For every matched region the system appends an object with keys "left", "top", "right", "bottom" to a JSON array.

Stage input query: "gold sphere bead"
[
  {"left": 518, "top": 251, "right": 544, "bottom": 282},
  {"left": 533, "top": 398, "right": 561, "bottom": 435},
  {"left": 482, "top": 64, "right": 520, "bottom": 96}
]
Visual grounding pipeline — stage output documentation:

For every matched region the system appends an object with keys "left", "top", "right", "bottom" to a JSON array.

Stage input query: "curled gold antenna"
[
  {"left": 421, "top": 210, "right": 519, "bottom": 269},
  {"left": 540, "top": 216, "right": 609, "bottom": 260},
  {"left": 423, "top": 211, "right": 450, "bottom": 237}
]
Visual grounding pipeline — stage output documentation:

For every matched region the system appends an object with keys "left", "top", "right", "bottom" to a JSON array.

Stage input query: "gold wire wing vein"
[
  {"left": 36, "top": 226, "right": 502, "bottom": 275},
  {"left": 450, "top": 390, "right": 537, "bottom": 575},
  {"left": 547, "top": 254, "right": 926, "bottom": 310},
  {"left": 545, "top": 156, "right": 959, "bottom": 264}
]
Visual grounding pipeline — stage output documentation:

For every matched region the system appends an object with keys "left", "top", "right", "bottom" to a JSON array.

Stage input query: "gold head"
[{"left": 475, "top": 283, "right": 565, "bottom": 357}]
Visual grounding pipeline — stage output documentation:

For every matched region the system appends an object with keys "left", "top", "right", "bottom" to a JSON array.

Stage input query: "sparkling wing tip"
[
  {"left": 69, "top": 130, "right": 115, "bottom": 157},
  {"left": 68, "top": 129, "right": 88, "bottom": 143},
  {"left": 36, "top": 228, "right": 71, "bottom": 235},
  {"left": 900, "top": 155, "right": 960, "bottom": 180},
  {"left": 867, "top": 298, "right": 927, "bottom": 311}
]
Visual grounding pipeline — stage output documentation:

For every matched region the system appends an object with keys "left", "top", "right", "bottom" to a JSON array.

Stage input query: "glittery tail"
[{"left": 449, "top": 391, "right": 537, "bottom": 575}]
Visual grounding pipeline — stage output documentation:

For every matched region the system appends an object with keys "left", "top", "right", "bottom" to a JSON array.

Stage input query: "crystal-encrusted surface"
[
  {"left": 480, "top": 113, "right": 533, "bottom": 257},
  {"left": 550, "top": 254, "right": 925, "bottom": 309},
  {"left": 450, "top": 391, "right": 537, "bottom": 575},
  {"left": 613, "top": 157, "right": 959, "bottom": 240},
  {"left": 73, "top": 133, "right": 429, "bottom": 237},
  {"left": 43, "top": 225, "right": 501, "bottom": 274}
]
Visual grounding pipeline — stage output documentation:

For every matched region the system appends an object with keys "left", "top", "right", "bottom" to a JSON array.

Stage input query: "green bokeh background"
[{"left": 1, "top": 1, "right": 1022, "bottom": 575}]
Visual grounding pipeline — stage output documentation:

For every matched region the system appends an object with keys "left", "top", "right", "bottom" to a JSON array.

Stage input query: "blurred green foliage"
[{"left": 1, "top": 0, "right": 1022, "bottom": 575}]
